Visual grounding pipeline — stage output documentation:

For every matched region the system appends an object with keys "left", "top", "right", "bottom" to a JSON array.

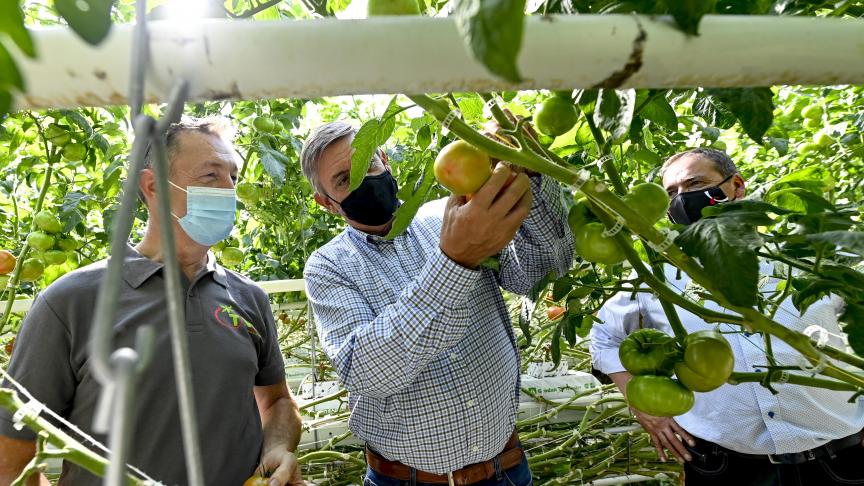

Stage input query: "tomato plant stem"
[{"left": 728, "top": 372, "right": 859, "bottom": 391}]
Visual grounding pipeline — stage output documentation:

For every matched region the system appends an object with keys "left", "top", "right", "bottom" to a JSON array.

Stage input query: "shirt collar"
[
  {"left": 122, "top": 245, "right": 228, "bottom": 289},
  {"left": 346, "top": 225, "right": 411, "bottom": 247}
]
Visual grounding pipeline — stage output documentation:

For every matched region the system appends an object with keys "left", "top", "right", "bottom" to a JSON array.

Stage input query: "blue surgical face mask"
[{"left": 170, "top": 181, "right": 236, "bottom": 246}]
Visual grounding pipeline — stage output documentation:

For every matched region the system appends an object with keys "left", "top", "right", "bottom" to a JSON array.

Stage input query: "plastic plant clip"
[
  {"left": 602, "top": 216, "right": 626, "bottom": 238},
  {"left": 647, "top": 229, "right": 679, "bottom": 253},
  {"left": 12, "top": 399, "right": 45, "bottom": 431},
  {"left": 441, "top": 110, "right": 461, "bottom": 135},
  {"left": 567, "top": 169, "right": 591, "bottom": 193}
]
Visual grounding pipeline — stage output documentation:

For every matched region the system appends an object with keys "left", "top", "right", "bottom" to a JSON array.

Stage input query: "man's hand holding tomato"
[
  {"left": 439, "top": 163, "right": 533, "bottom": 269},
  {"left": 610, "top": 371, "right": 695, "bottom": 463}
]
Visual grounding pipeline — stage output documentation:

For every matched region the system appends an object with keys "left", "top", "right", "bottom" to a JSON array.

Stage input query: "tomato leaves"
[
  {"left": 0, "top": 1, "right": 35, "bottom": 58},
  {"left": 676, "top": 215, "right": 763, "bottom": 308},
  {"left": 258, "top": 143, "right": 289, "bottom": 185},
  {"left": 384, "top": 158, "right": 436, "bottom": 240},
  {"left": 453, "top": 0, "right": 525, "bottom": 83},
  {"left": 699, "top": 88, "right": 775, "bottom": 142},
  {"left": 55, "top": 0, "right": 115, "bottom": 46},
  {"left": 349, "top": 96, "right": 400, "bottom": 191},
  {"left": 662, "top": 0, "right": 717, "bottom": 36},
  {"left": 594, "top": 89, "right": 636, "bottom": 143}
]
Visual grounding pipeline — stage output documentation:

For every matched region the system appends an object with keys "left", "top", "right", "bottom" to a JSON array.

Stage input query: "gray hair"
[
  {"left": 300, "top": 121, "right": 356, "bottom": 194},
  {"left": 138, "top": 116, "right": 236, "bottom": 202},
  {"left": 660, "top": 147, "right": 738, "bottom": 179}
]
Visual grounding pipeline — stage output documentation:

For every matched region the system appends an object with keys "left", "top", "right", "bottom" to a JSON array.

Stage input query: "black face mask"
[
  {"left": 327, "top": 171, "right": 400, "bottom": 227},
  {"left": 667, "top": 174, "right": 735, "bottom": 225}
]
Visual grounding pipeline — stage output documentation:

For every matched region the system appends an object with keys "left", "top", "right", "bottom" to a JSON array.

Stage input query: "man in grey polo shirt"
[{"left": 0, "top": 117, "right": 302, "bottom": 486}]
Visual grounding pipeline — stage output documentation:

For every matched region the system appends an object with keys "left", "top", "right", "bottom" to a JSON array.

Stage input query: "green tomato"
[
  {"left": 700, "top": 126, "right": 721, "bottom": 142},
  {"left": 236, "top": 182, "right": 261, "bottom": 205},
  {"left": 626, "top": 375, "right": 694, "bottom": 417},
  {"left": 43, "top": 250, "right": 68, "bottom": 266},
  {"left": 574, "top": 222, "right": 625, "bottom": 265},
  {"left": 619, "top": 329, "right": 681, "bottom": 377},
  {"left": 56, "top": 238, "right": 80, "bottom": 251},
  {"left": 674, "top": 330, "right": 734, "bottom": 392},
  {"left": 45, "top": 123, "right": 71, "bottom": 147},
  {"left": 710, "top": 140, "right": 727, "bottom": 151},
  {"left": 252, "top": 116, "right": 277, "bottom": 133},
  {"left": 814, "top": 132, "right": 833, "bottom": 147},
  {"left": 62, "top": 143, "right": 87, "bottom": 161},
  {"left": 34, "top": 210, "right": 63, "bottom": 233},
  {"left": 367, "top": 0, "right": 420, "bottom": 16},
  {"left": 534, "top": 96, "right": 578, "bottom": 137},
  {"left": 27, "top": 231, "right": 56, "bottom": 252},
  {"left": 799, "top": 142, "right": 820, "bottom": 155},
  {"left": 567, "top": 199, "right": 596, "bottom": 234},
  {"left": 19, "top": 259, "right": 44, "bottom": 283},
  {"left": 801, "top": 104, "right": 823, "bottom": 120},
  {"left": 803, "top": 118, "right": 821, "bottom": 130},
  {"left": 220, "top": 247, "right": 244, "bottom": 267},
  {"left": 623, "top": 183, "right": 670, "bottom": 225}
]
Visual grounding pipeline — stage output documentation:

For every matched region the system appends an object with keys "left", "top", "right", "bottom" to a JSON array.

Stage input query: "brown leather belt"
[{"left": 365, "top": 433, "right": 523, "bottom": 486}]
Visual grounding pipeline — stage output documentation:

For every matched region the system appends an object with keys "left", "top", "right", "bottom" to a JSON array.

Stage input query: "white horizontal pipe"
[{"left": 10, "top": 15, "right": 864, "bottom": 109}]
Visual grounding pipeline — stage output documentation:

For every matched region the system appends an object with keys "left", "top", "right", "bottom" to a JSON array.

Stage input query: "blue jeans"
[{"left": 364, "top": 456, "right": 534, "bottom": 486}]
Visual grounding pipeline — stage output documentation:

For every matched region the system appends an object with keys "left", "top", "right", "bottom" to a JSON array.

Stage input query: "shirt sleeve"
[
  {"left": 589, "top": 291, "right": 646, "bottom": 375},
  {"left": 304, "top": 247, "right": 481, "bottom": 399},
  {"left": 0, "top": 294, "right": 77, "bottom": 440},
  {"left": 251, "top": 287, "right": 285, "bottom": 387},
  {"left": 496, "top": 175, "right": 574, "bottom": 295}
]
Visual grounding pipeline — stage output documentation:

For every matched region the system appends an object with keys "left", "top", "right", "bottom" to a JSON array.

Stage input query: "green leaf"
[
  {"left": 348, "top": 120, "right": 380, "bottom": 192},
  {"left": 0, "top": 42, "right": 24, "bottom": 91},
  {"left": 257, "top": 143, "right": 289, "bottom": 185},
  {"left": 0, "top": 90, "right": 11, "bottom": 116},
  {"left": 563, "top": 313, "right": 578, "bottom": 346},
  {"left": 0, "top": 1, "right": 36, "bottom": 57},
  {"left": 765, "top": 187, "right": 834, "bottom": 214},
  {"left": 638, "top": 92, "right": 678, "bottom": 131},
  {"left": 840, "top": 303, "right": 864, "bottom": 357},
  {"left": 701, "top": 200, "right": 789, "bottom": 225},
  {"left": 692, "top": 92, "right": 737, "bottom": 130},
  {"left": 551, "top": 321, "right": 562, "bottom": 366},
  {"left": 703, "top": 88, "right": 774, "bottom": 142},
  {"left": 416, "top": 125, "right": 432, "bottom": 149},
  {"left": 55, "top": 0, "right": 114, "bottom": 46},
  {"left": 676, "top": 217, "right": 763, "bottom": 307},
  {"left": 805, "top": 231, "right": 864, "bottom": 257},
  {"left": 349, "top": 96, "right": 400, "bottom": 191},
  {"left": 455, "top": 93, "right": 485, "bottom": 122},
  {"left": 384, "top": 159, "right": 436, "bottom": 240},
  {"left": 791, "top": 276, "right": 843, "bottom": 314},
  {"left": 770, "top": 166, "right": 835, "bottom": 194},
  {"left": 453, "top": 0, "right": 526, "bottom": 83},
  {"left": 594, "top": 89, "right": 636, "bottom": 142},
  {"left": 662, "top": 0, "right": 716, "bottom": 35}
]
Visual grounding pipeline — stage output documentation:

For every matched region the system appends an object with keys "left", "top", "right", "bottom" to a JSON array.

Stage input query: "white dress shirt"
[{"left": 590, "top": 263, "right": 864, "bottom": 455}]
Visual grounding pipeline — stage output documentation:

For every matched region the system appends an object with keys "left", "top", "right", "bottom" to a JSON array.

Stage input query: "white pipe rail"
[{"left": 10, "top": 15, "right": 864, "bottom": 109}]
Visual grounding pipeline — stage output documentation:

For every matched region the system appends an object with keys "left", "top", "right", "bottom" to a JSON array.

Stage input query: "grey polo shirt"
[{"left": 0, "top": 246, "right": 285, "bottom": 486}]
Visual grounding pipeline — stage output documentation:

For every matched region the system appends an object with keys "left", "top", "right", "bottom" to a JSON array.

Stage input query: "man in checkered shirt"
[{"left": 300, "top": 121, "right": 573, "bottom": 486}]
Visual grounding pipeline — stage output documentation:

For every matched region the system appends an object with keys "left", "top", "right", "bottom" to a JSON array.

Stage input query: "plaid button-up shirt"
[{"left": 304, "top": 176, "right": 573, "bottom": 473}]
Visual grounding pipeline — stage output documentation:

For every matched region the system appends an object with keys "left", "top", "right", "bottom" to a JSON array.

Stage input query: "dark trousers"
[
  {"left": 364, "top": 456, "right": 533, "bottom": 486},
  {"left": 684, "top": 436, "right": 864, "bottom": 486}
]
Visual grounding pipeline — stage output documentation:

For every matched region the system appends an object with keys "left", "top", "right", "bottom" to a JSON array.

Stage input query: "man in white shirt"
[{"left": 590, "top": 148, "right": 864, "bottom": 485}]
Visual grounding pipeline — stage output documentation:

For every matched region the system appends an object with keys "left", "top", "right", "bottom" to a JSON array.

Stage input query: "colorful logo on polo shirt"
[{"left": 214, "top": 305, "right": 259, "bottom": 336}]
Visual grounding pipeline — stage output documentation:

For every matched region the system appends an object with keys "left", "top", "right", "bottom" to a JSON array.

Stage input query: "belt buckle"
[{"left": 767, "top": 454, "right": 783, "bottom": 465}]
